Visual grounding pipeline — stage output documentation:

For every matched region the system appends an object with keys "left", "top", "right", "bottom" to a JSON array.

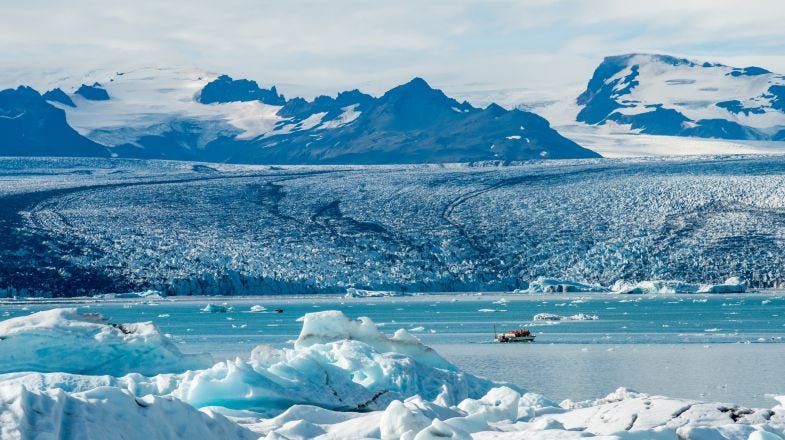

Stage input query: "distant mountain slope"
[
  {"left": 197, "top": 75, "right": 286, "bottom": 105},
  {"left": 0, "top": 86, "right": 107, "bottom": 157},
  {"left": 577, "top": 54, "right": 785, "bottom": 140},
  {"left": 0, "top": 67, "right": 599, "bottom": 163},
  {"left": 236, "top": 77, "right": 598, "bottom": 164}
]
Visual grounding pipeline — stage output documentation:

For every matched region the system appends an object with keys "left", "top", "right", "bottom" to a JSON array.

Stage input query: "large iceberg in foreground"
[
  {"left": 0, "top": 310, "right": 496, "bottom": 416},
  {"left": 0, "top": 308, "right": 212, "bottom": 376},
  {"left": 169, "top": 310, "right": 496, "bottom": 414},
  {"left": 0, "top": 383, "right": 258, "bottom": 440},
  {"left": 2, "top": 308, "right": 785, "bottom": 439}
]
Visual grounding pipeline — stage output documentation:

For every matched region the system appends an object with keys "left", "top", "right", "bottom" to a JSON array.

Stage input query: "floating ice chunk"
[
  {"left": 202, "top": 303, "right": 230, "bottom": 313},
  {"left": 0, "top": 308, "right": 211, "bottom": 376},
  {"left": 95, "top": 289, "right": 166, "bottom": 300},
  {"left": 678, "top": 424, "right": 757, "bottom": 439},
  {"left": 164, "top": 311, "right": 498, "bottom": 416},
  {"left": 249, "top": 305, "right": 267, "bottom": 312},
  {"left": 517, "top": 392, "right": 563, "bottom": 421},
  {"left": 0, "top": 383, "right": 257, "bottom": 440},
  {"left": 612, "top": 279, "right": 700, "bottom": 294},
  {"left": 414, "top": 418, "right": 471, "bottom": 440},
  {"left": 698, "top": 277, "right": 748, "bottom": 293},
  {"left": 380, "top": 399, "right": 434, "bottom": 439},
  {"left": 458, "top": 386, "right": 521, "bottom": 423},
  {"left": 345, "top": 288, "right": 404, "bottom": 298},
  {"left": 533, "top": 313, "right": 599, "bottom": 321},
  {"left": 526, "top": 278, "right": 607, "bottom": 294},
  {"left": 749, "top": 430, "right": 785, "bottom": 440},
  {"left": 2, "top": 314, "right": 785, "bottom": 439},
  {"left": 550, "top": 387, "right": 773, "bottom": 437}
]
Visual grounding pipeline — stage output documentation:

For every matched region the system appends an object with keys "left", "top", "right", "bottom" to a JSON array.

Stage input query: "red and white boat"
[{"left": 495, "top": 329, "right": 536, "bottom": 343}]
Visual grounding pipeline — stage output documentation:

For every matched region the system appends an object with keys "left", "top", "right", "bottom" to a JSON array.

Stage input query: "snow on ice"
[
  {"left": 0, "top": 308, "right": 212, "bottom": 376},
  {"left": 522, "top": 278, "right": 608, "bottom": 294},
  {"left": 614, "top": 277, "right": 747, "bottom": 294},
  {"left": 1, "top": 308, "right": 785, "bottom": 439},
  {"left": 533, "top": 313, "right": 600, "bottom": 321}
]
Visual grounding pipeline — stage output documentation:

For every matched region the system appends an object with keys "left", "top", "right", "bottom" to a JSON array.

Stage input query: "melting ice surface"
[{"left": 2, "top": 296, "right": 785, "bottom": 439}]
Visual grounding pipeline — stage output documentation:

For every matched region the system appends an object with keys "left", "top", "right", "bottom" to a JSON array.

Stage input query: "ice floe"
[
  {"left": 2, "top": 308, "right": 785, "bottom": 439},
  {"left": 533, "top": 313, "right": 600, "bottom": 321},
  {"left": 699, "top": 277, "right": 748, "bottom": 294},
  {"left": 202, "top": 303, "right": 231, "bottom": 313},
  {"left": 613, "top": 279, "right": 702, "bottom": 294},
  {"left": 524, "top": 278, "right": 608, "bottom": 294},
  {"left": 345, "top": 288, "right": 405, "bottom": 298},
  {"left": 614, "top": 277, "right": 748, "bottom": 295},
  {"left": 0, "top": 382, "right": 258, "bottom": 440},
  {"left": 0, "top": 308, "right": 212, "bottom": 376}
]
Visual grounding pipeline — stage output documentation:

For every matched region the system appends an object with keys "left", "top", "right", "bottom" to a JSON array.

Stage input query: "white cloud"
[{"left": 2, "top": 0, "right": 785, "bottom": 101}]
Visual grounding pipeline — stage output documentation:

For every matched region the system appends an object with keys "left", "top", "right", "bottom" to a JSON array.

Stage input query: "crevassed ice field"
[{"left": 3, "top": 155, "right": 785, "bottom": 297}]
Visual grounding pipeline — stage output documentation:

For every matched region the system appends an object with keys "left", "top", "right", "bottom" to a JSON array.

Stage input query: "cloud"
[{"left": 2, "top": 0, "right": 785, "bottom": 99}]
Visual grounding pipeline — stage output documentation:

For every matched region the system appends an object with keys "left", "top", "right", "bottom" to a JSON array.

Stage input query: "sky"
[{"left": 3, "top": 0, "right": 785, "bottom": 103}]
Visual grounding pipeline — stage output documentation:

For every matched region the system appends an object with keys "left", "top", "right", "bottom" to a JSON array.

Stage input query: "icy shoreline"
[
  {"left": 1, "top": 309, "right": 785, "bottom": 439},
  {"left": 0, "top": 283, "right": 774, "bottom": 307}
]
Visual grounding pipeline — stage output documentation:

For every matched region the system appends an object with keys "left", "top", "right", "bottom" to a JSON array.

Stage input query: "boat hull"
[{"left": 495, "top": 336, "right": 535, "bottom": 343}]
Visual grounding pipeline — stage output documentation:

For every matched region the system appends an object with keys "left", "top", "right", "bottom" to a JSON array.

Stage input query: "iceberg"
[
  {"left": 698, "top": 277, "right": 748, "bottom": 293},
  {"left": 533, "top": 313, "right": 600, "bottom": 321},
  {"left": 612, "top": 279, "right": 701, "bottom": 294},
  {"left": 344, "top": 288, "right": 404, "bottom": 298},
  {"left": 525, "top": 278, "right": 608, "bottom": 293},
  {"left": 95, "top": 289, "right": 166, "bottom": 300},
  {"left": 2, "top": 308, "right": 785, "bottom": 439},
  {"left": 614, "top": 277, "right": 748, "bottom": 294},
  {"left": 201, "top": 303, "right": 230, "bottom": 313},
  {"left": 0, "top": 310, "right": 496, "bottom": 417},
  {"left": 0, "top": 383, "right": 257, "bottom": 440},
  {"left": 0, "top": 308, "right": 212, "bottom": 376}
]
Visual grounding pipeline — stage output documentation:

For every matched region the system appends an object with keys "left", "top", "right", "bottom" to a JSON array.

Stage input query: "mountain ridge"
[
  {"left": 0, "top": 67, "right": 600, "bottom": 163},
  {"left": 576, "top": 53, "right": 785, "bottom": 141}
]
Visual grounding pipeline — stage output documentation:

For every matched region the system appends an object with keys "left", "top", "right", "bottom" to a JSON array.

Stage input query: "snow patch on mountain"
[
  {"left": 576, "top": 53, "right": 785, "bottom": 141},
  {"left": 47, "top": 66, "right": 285, "bottom": 146}
]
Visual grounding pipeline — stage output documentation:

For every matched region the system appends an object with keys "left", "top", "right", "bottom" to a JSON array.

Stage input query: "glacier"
[
  {"left": 2, "top": 308, "right": 785, "bottom": 439},
  {"left": 4, "top": 156, "right": 785, "bottom": 298}
]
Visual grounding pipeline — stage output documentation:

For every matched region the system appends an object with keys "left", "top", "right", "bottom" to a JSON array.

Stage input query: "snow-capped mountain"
[
  {"left": 0, "top": 86, "right": 106, "bottom": 157},
  {"left": 0, "top": 67, "right": 598, "bottom": 163},
  {"left": 576, "top": 53, "right": 785, "bottom": 140}
]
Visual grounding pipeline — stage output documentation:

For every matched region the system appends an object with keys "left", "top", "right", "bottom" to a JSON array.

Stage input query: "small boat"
[
  {"left": 495, "top": 329, "right": 535, "bottom": 343},
  {"left": 273, "top": 308, "right": 284, "bottom": 313}
]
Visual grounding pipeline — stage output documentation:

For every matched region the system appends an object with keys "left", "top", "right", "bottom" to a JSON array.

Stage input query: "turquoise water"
[{"left": 3, "top": 293, "right": 785, "bottom": 407}]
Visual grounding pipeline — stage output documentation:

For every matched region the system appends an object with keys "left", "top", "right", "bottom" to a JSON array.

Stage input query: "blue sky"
[{"left": 2, "top": 0, "right": 785, "bottom": 99}]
